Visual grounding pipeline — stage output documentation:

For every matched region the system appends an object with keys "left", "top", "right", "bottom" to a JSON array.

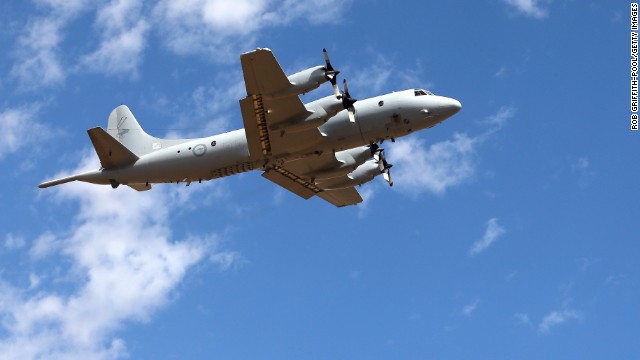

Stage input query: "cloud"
[
  {"left": 0, "top": 153, "right": 238, "bottom": 359},
  {"left": 463, "top": 300, "right": 479, "bottom": 317},
  {"left": 482, "top": 106, "right": 516, "bottom": 130},
  {"left": 469, "top": 218, "right": 505, "bottom": 256},
  {"left": 503, "top": 0, "right": 548, "bottom": 19},
  {"left": 3, "top": 234, "right": 26, "bottom": 250},
  {"left": 0, "top": 105, "right": 48, "bottom": 160},
  {"left": 571, "top": 157, "right": 589, "bottom": 170},
  {"left": 349, "top": 51, "right": 426, "bottom": 98},
  {"left": 152, "top": 0, "right": 351, "bottom": 60},
  {"left": 538, "top": 309, "right": 581, "bottom": 333},
  {"left": 355, "top": 105, "right": 513, "bottom": 208},
  {"left": 10, "top": 0, "right": 89, "bottom": 88},
  {"left": 390, "top": 133, "right": 477, "bottom": 196},
  {"left": 80, "top": 0, "right": 149, "bottom": 76},
  {"left": 513, "top": 312, "right": 531, "bottom": 325}
]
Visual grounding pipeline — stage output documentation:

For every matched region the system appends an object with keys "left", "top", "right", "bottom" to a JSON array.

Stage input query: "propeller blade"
[
  {"left": 383, "top": 168, "right": 393, "bottom": 187},
  {"left": 323, "top": 48, "right": 334, "bottom": 71},
  {"left": 323, "top": 49, "right": 340, "bottom": 97},
  {"left": 373, "top": 148, "right": 387, "bottom": 171},
  {"left": 340, "top": 79, "right": 358, "bottom": 123},
  {"left": 343, "top": 79, "right": 350, "bottom": 98},
  {"left": 348, "top": 107, "right": 356, "bottom": 123},
  {"left": 331, "top": 82, "right": 340, "bottom": 97}
]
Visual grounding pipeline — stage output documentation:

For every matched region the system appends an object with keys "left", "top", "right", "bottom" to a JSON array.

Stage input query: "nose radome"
[{"left": 447, "top": 98, "right": 462, "bottom": 115}]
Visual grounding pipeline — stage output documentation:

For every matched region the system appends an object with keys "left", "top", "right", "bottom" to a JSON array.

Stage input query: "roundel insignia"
[{"left": 193, "top": 144, "right": 207, "bottom": 157}]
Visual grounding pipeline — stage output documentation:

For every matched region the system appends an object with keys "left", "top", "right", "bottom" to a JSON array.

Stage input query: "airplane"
[{"left": 39, "top": 48, "right": 461, "bottom": 207}]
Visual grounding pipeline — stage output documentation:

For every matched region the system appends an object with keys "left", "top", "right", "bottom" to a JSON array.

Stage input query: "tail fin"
[{"left": 107, "top": 105, "right": 187, "bottom": 156}]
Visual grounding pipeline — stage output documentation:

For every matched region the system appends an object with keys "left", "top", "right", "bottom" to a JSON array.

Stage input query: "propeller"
[
  {"left": 372, "top": 146, "right": 393, "bottom": 187},
  {"left": 323, "top": 48, "right": 340, "bottom": 97},
  {"left": 340, "top": 79, "right": 357, "bottom": 123}
]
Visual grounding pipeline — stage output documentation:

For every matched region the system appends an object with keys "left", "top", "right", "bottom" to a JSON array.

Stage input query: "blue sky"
[{"left": 0, "top": 0, "right": 636, "bottom": 359}]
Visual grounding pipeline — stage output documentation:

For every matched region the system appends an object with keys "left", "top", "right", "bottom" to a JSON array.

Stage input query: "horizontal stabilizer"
[
  {"left": 317, "top": 187, "right": 363, "bottom": 207},
  {"left": 87, "top": 127, "right": 139, "bottom": 169},
  {"left": 38, "top": 174, "right": 79, "bottom": 188}
]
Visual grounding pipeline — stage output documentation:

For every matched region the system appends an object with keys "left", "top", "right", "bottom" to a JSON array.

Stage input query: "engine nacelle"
[
  {"left": 287, "top": 66, "right": 328, "bottom": 95},
  {"left": 316, "top": 159, "right": 381, "bottom": 190},
  {"left": 268, "top": 66, "right": 327, "bottom": 99},
  {"left": 270, "top": 95, "right": 344, "bottom": 133},
  {"left": 307, "top": 146, "right": 373, "bottom": 180}
]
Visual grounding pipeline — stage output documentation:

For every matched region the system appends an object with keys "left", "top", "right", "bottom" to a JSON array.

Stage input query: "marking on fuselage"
[{"left": 192, "top": 144, "right": 207, "bottom": 157}]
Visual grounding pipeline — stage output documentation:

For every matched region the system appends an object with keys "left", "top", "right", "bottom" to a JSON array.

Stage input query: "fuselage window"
[{"left": 378, "top": 101, "right": 384, "bottom": 107}]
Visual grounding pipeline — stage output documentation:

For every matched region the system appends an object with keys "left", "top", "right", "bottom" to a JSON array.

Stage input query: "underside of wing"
[
  {"left": 317, "top": 187, "right": 363, "bottom": 207},
  {"left": 261, "top": 152, "right": 363, "bottom": 208}
]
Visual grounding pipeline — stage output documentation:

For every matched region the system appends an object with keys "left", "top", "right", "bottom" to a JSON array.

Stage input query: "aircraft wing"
[
  {"left": 239, "top": 48, "right": 320, "bottom": 161},
  {"left": 261, "top": 152, "right": 363, "bottom": 207}
]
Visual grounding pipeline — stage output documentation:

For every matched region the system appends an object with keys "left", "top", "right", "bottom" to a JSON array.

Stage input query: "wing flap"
[
  {"left": 262, "top": 167, "right": 321, "bottom": 200},
  {"left": 87, "top": 127, "right": 139, "bottom": 169},
  {"left": 317, "top": 187, "right": 363, "bottom": 207}
]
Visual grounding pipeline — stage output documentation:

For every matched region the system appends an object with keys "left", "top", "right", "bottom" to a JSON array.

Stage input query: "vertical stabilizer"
[{"left": 107, "top": 105, "right": 187, "bottom": 156}]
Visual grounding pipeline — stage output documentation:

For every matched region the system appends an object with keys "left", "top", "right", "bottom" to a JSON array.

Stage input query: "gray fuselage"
[{"left": 73, "top": 90, "right": 461, "bottom": 186}]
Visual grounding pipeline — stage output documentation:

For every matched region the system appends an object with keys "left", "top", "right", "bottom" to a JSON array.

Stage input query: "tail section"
[
  {"left": 38, "top": 105, "right": 186, "bottom": 190},
  {"left": 87, "top": 127, "right": 139, "bottom": 169},
  {"left": 107, "top": 105, "right": 187, "bottom": 156}
]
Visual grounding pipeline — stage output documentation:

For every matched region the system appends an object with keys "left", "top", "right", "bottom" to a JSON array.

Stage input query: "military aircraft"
[{"left": 39, "top": 48, "right": 461, "bottom": 207}]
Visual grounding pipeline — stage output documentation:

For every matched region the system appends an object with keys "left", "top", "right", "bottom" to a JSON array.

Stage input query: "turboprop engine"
[
  {"left": 316, "top": 160, "right": 381, "bottom": 190},
  {"left": 302, "top": 145, "right": 376, "bottom": 180},
  {"left": 270, "top": 95, "right": 344, "bottom": 133},
  {"left": 274, "top": 49, "right": 341, "bottom": 98},
  {"left": 316, "top": 146, "right": 393, "bottom": 189}
]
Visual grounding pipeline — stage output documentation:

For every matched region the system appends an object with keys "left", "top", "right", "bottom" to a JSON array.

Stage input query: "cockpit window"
[{"left": 414, "top": 89, "right": 434, "bottom": 96}]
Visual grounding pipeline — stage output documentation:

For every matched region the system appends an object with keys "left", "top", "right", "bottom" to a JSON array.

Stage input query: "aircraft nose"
[{"left": 443, "top": 98, "right": 462, "bottom": 117}]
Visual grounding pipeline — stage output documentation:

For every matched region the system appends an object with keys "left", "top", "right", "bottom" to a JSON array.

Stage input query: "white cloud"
[
  {"left": 0, "top": 105, "right": 48, "bottom": 160},
  {"left": 503, "top": 0, "right": 548, "bottom": 19},
  {"left": 0, "top": 153, "right": 238, "bottom": 359},
  {"left": 10, "top": 19, "right": 65, "bottom": 88},
  {"left": 483, "top": 106, "right": 516, "bottom": 130},
  {"left": 356, "top": 184, "right": 378, "bottom": 218},
  {"left": 348, "top": 51, "right": 426, "bottom": 99},
  {"left": 469, "top": 218, "right": 505, "bottom": 256},
  {"left": 4, "top": 234, "right": 26, "bottom": 250},
  {"left": 29, "top": 232, "right": 60, "bottom": 260},
  {"left": 390, "top": 133, "right": 476, "bottom": 196},
  {"left": 538, "top": 309, "right": 581, "bottom": 333},
  {"left": 572, "top": 157, "right": 589, "bottom": 170},
  {"left": 10, "top": 1, "right": 89, "bottom": 88},
  {"left": 357, "top": 106, "right": 513, "bottom": 208},
  {"left": 463, "top": 300, "right": 479, "bottom": 317},
  {"left": 81, "top": 0, "right": 149, "bottom": 76},
  {"left": 514, "top": 312, "right": 531, "bottom": 325},
  {"left": 152, "top": 0, "right": 350, "bottom": 60}
]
